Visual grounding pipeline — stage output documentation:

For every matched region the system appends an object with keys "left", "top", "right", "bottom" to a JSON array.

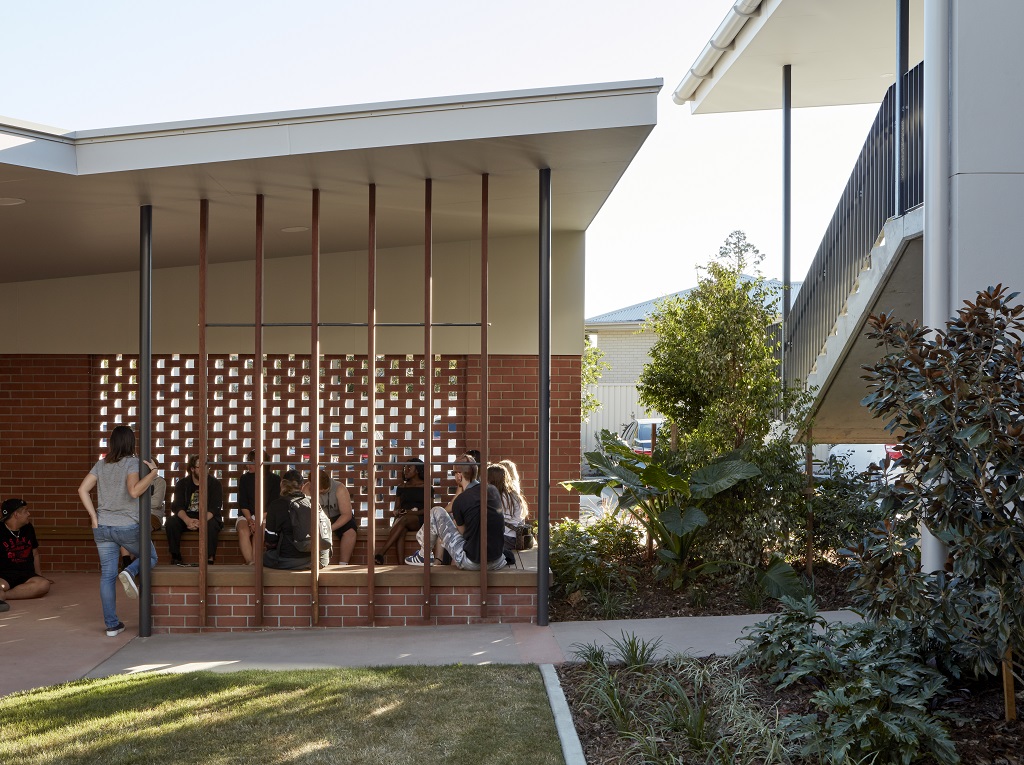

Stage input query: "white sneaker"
[
  {"left": 118, "top": 570, "right": 139, "bottom": 599},
  {"left": 404, "top": 551, "right": 437, "bottom": 566}
]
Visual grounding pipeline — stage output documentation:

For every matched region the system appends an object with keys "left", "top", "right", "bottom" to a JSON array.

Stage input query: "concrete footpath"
[{"left": 1, "top": 573, "right": 858, "bottom": 695}]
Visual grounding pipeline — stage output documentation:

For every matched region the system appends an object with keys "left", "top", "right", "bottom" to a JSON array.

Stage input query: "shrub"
[
  {"left": 860, "top": 285, "right": 1024, "bottom": 683},
  {"left": 565, "top": 437, "right": 803, "bottom": 597},
  {"left": 549, "top": 515, "right": 642, "bottom": 607},
  {"left": 740, "top": 598, "right": 960, "bottom": 765}
]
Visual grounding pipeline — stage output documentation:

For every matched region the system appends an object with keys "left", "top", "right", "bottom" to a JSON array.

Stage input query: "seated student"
[
  {"left": 264, "top": 470, "right": 330, "bottom": 570},
  {"left": 374, "top": 458, "right": 427, "bottom": 565},
  {"left": 235, "top": 450, "right": 282, "bottom": 565},
  {"left": 312, "top": 471, "right": 356, "bottom": 566},
  {"left": 0, "top": 499, "right": 51, "bottom": 611},
  {"left": 166, "top": 456, "right": 223, "bottom": 566},
  {"left": 405, "top": 462, "right": 506, "bottom": 571},
  {"left": 488, "top": 463, "right": 527, "bottom": 565}
]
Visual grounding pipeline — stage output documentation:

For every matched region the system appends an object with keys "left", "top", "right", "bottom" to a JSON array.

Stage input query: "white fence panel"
[{"left": 581, "top": 384, "right": 656, "bottom": 456}]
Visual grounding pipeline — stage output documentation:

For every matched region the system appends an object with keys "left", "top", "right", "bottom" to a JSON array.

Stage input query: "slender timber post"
[
  {"left": 138, "top": 204, "right": 153, "bottom": 638},
  {"left": 367, "top": 184, "right": 378, "bottom": 624},
  {"left": 537, "top": 168, "right": 552, "bottom": 626}
]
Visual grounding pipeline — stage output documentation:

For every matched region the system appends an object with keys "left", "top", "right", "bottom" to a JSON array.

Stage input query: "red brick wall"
[
  {"left": 150, "top": 582, "right": 538, "bottom": 631},
  {"left": 1, "top": 352, "right": 581, "bottom": 572},
  {"left": 464, "top": 355, "right": 581, "bottom": 524},
  {"left": 0, "top": 355, "right": 96, "bottom": 562}
]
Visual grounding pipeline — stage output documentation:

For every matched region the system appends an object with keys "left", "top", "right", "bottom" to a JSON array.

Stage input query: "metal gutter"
[{"left": 672, "top": 0, "right": 764, "bottom": 105}]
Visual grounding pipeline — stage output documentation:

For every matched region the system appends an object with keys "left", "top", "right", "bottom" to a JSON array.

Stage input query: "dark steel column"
[
  {"left": 537, "top": 168, "right": 552, "bottom": 626},
  {"left": 421, "top": 178, "right": 433, "bottom": 618},
  {"left": 478, "top": 174, "right": 489, "bottom": 615},
  {"left": 782, "top": 63, "right": 792, "bottom": 379},
  {"left": 138, "top": 204, "right": 153, "bottom": 637},
  {"left": 253, "top": 194, "right": 266, "bottom": 625},
  {"left": 310, "top": 188, "right": 321, "bottom": 624},
  {"left": 367, "top": 184, "right": 378, "bottom": 624},
  {"left": 198, "top": 200, "right": 210, "bottom": 625},
  {"left": 895, "top": 0, "right": 909, "bottom": 216}
]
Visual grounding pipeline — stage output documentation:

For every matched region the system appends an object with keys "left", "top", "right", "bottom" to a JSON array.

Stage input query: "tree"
[
  {"left": 581, "top": 333, "right": 609, "bottom": 422},
  {"left": 856, "top": 284, "right": 1024, "bottom": 714},
  {"left": 637, "top": 231, "right": 789, "bottom": 452}
]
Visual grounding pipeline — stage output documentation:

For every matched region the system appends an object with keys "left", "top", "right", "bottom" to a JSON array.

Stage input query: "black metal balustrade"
[{"left": 785, "top": 63, "right": 923, "bottom": 389}]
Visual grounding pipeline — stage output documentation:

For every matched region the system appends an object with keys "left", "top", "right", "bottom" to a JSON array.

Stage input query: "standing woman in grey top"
[{"left": 77, "top": 425, "right": 160, "bottom": 637}]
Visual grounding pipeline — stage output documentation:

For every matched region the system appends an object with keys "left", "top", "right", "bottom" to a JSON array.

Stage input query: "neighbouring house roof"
[{"left": 586, "top": 276, "right": 802, "bottom": 328}]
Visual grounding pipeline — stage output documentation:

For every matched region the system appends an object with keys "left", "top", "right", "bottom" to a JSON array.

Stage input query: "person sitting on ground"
[
  {"left": 0, "top": 499, "right": 51, "bottom": 612},
  {"left": 166, "top": 456, "right": 223, "bottom": 566},
  {"left": 374, "top": 458, "right": 427, "bottom": 565},
  {"left": 264, "top": 470, "right": 330, "bottom": 570},
  {"left": 405, "top": 461, "right": 506, "bottom": 571},
  {"left": 305, "top": 470, "right": 356, "bottom": 565},
  {"left": 488, "top": 463, "right": 527, "bottom": 565},
  {"left": 235, "top": 450, "right": 282, "bottom": 565}
]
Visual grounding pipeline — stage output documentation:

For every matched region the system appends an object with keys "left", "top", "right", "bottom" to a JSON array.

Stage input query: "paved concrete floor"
[{"left": 2, "top": 572, "right": 858, "bottom": 697}]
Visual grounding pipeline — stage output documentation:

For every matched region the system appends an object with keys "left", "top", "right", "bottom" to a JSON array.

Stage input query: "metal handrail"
[{"left": 785, "top": 62, "right": 923, "bottom": 388}]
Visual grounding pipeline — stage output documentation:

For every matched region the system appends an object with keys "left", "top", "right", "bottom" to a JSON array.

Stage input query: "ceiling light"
[
  {"left": 0, "top": 198, "right": 26, "bottom": 206},
  {"left": 281, "top": 226, "right": 309, "bottom": 233}
]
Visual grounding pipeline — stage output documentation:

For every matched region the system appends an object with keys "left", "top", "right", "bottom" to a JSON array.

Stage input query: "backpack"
[{"left": 287, "top": 495, "right": 333, "bottom": 554}]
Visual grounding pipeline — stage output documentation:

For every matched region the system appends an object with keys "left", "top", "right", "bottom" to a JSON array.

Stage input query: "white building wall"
[
  {"left": 949, "top": 1, "right": 1024, "bottom": 305},
  {"left": 591, "top": 327, "right": 656, "bottom": 385}
]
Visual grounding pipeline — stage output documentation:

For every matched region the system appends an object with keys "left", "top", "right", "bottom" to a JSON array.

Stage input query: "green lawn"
[{"left": 0, "top": 666, "right": 564, "bottom": 765}]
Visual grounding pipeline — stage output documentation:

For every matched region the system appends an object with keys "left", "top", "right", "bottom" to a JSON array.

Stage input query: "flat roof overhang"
[
  {"left": 678, "top": 0, "right": 923, "bottom": 114},
  {"left": 0, "top": 79, "right": 661, "bottom": 284}
]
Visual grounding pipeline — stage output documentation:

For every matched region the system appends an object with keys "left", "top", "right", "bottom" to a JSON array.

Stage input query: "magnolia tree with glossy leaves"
[{"left": 856, "top": 284, "right": 1024, "bottom": 714}]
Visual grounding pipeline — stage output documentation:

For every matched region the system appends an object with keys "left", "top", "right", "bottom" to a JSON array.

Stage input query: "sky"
[{"left": 3, "top": 0, "right": 879, "bottom": 317}]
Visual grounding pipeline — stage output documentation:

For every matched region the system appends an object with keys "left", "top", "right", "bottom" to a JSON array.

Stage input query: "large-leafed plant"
[{"left": 564, "top": 438, "right": 803, "bottom": 597}]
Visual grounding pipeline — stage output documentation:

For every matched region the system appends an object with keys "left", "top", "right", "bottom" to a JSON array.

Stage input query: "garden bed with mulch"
[
  {"left": 556, "top": 658, "right": 1024, "bottom": 765},
  {"left": 550, "top": 559, "right": 1023, "bottom": 763},
  {"left": 550, "top": 560, "right": 854, "bottom": 622}
]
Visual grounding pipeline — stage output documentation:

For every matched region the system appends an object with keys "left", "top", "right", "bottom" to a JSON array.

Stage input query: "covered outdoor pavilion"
[{"left": 0, "top": 79, "right": 660, "bottom": 632}]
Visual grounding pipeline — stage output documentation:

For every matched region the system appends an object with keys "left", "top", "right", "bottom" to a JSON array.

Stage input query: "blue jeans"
[{"left": 93, "top": 525, "right": 158, "bottom": 629}]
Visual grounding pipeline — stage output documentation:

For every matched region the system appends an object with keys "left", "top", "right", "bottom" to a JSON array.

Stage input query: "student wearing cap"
[{"left": 0, "top": 498, "right": 52, "bottom": 612}]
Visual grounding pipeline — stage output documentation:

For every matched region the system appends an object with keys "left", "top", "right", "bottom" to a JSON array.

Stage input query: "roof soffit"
[{"left": 687, "top": 0, "right": 924, "bottom": 114}]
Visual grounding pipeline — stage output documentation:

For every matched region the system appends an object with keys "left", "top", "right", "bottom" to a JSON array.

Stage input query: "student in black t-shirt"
[
  {"left": 0, "top": 499, "right": 51, "bottom": 611},
  {"left": 404, "top": 462, "right": 506, "bottom": 570},
  {"left": 374, "top": 458, "right": 427, "bottom": 565}
]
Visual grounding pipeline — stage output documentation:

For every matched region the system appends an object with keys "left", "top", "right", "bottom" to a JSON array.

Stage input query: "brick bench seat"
[
  {"left": 148, "top": 563, "right": 546, "bottom": 631},
  {"left": 150, "top": 562, "right": 543, "bottom": 587}
]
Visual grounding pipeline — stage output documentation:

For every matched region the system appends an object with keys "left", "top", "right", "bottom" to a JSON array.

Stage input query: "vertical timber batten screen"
[{"left": 367, "top": 184, "right": 378, "bottom": 624}]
